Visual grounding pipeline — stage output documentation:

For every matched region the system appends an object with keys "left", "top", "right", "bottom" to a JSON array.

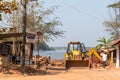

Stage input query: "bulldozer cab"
[
  {"left": 64, "top": 42, "right": 89, "bottom": 69},
  {"left": 66, "top": 42, "right": 87, "bottom": 60}
]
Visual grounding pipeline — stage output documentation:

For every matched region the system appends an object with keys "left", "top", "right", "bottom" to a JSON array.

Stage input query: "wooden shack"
[
  {"left": 0, "top": 32, "right": 37, "bottom": 65},
  {"left": 111, "top": 38, "right": 120, "bottom": 68}
]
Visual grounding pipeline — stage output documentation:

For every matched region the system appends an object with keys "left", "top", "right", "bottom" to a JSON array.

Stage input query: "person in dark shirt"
[{"left": 12, "top": 54, "right": 16, "bottom": 64}]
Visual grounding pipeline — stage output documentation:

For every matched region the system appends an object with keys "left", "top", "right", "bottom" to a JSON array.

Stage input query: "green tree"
[
  {"left": 0, "top": 3, "right": 24, "bottom": 57},
  {"left": 39, "top": 41, "right": 50, "bottom": 50},
  {"left": 96, "top": 36, "right": 113, "bottom": 50},
  {"left": 1, "top": 1, "right": 64, "bottom": 51},
  {"left": 27, "top": 1, "right": 65, "bottom": 50},
  {"left": 0, "top": 0, "right": 18, "bottom": 20},
  {"left": 2, "top": 1, "right": 64, "bottom": 41},
  {"left": 27, "top": 1, "right": 64, "bottom": 41}
]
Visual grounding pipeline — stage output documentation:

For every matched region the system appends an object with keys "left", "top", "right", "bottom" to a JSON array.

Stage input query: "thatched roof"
[{"left": 111, "top": 39, "right": 120, "bottom": 46}]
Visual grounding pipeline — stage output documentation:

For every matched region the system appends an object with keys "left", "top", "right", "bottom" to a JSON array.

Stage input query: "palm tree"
[{"left": 96, "top": 36, "right": 114, "bottom": 50}]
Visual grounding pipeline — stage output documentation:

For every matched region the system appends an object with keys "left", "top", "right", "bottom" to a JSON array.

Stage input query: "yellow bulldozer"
[
  {"left": 64, "top": 42, "right": 103, "bottom": 69},
  {"left": 64, "top": 42, "right": 89, "bottom": 69}
]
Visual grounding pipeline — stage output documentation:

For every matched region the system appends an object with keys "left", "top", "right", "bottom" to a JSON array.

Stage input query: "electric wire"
[{"left": 58, "top": 0, "right": 103, "bottom": 22}]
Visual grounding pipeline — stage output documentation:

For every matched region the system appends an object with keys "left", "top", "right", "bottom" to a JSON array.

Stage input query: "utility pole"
[
  {"left": 21, "top": 0, "right": 38, "bottom": 67},
  {"left": 21, "top": 0, "right": 27, "bottom": 67}
]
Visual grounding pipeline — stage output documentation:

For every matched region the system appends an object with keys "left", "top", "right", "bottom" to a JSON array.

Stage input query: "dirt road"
[{"left": 0, "top": 68, "right": 120, "bottom": 80}]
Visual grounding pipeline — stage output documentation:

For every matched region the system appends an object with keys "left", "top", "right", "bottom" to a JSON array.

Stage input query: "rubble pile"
[
  {"left": 50, "top": 60, "right": 65, "bottom": 67},
  {"left": 32, "top": 55, "right": 50, "bottom": 68}
]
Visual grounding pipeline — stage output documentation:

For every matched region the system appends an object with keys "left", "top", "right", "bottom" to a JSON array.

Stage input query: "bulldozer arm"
[{"left": 88, "top": 48, "right": 102, "bottom": 61}]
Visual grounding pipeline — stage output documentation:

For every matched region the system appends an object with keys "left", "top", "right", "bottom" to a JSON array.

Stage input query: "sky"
[
  {"left": 43, "top": 0, "right": 118, "bottom": 47},
  {"left": 5, "top": 0, "right": 119, "bottom": 47},
  {"left": 0, "top": 0, "right": 119, "bottom": 47}
]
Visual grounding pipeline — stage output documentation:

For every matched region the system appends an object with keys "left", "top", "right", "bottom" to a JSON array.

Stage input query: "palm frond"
[{"left": 95, "top": 44, "right": 104, "bottom": 50}]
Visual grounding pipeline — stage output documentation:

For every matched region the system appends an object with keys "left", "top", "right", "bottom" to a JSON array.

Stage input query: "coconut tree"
[{"left": 96, "top": 36, "right": 114, "bottom": 50}]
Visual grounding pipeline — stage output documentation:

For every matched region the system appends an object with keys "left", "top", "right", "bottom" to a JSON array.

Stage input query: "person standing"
[
  {"left": 48, "top": 53, "right": 51, "bottom": 61},
  {"left": 100, "top": 51, "right": 107, "bottom": 68},
  {"left": 88, "top": 55, "right": 92, "bottom": 69}
]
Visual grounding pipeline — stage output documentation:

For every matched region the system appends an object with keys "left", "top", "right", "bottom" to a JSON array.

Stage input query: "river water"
[
  {"left": 33, "top": 47, "right": 90, "bottom": 60},
  {"left": 33, "top": 49, "right": 66, "bottom": 60}
]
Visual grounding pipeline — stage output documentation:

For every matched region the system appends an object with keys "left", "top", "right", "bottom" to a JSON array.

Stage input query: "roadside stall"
[{"left": 0, "top": 32, "right": 36, "bottom": 66}]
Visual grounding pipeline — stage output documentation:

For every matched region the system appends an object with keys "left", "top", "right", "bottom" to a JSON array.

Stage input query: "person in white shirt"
[
  {"left": 48, "top": 53, "right": 51, "bottom": 61},
  {"left": 100, "top": 51, "right": 107, "bottom": 68}
]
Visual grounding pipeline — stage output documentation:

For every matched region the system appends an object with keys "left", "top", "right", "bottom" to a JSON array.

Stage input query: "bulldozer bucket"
[{"left": 65, "top": 60, "right": 89, "bottom": 69}]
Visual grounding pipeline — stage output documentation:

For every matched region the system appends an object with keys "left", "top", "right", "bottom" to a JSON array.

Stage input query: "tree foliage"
[
  {"left": 103, "top": 1, "right": 120, "bottom": 39},
  {"left": 108, "top": 1, "right": 120, "bottom": 8},
  {"left": 103, "top": 21, "right": 120, "bottom": 39},
  {"left": 96, "top": 36, "right": 113, "bottom": 50},
  {"left": 0, "top": 0, "right": 18, "bottom": 20},
  {"left": 1, "top": 1, "right": 65, "bottom": 42},
  {"left": 27, "top": 1, "right": 64, "bottom": 41},
  {"left": 39, "top": 41, "right": 51, "bottom": 50}
]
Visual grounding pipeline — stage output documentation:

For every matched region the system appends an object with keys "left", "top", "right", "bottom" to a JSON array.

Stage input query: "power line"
[{"left": 58, "top": 0, "right": 104, "bottom": 22}]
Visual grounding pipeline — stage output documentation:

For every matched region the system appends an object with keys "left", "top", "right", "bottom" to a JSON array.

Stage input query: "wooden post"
[
  {"left": 110, "top": 51, "right": 113, "bottom": 63},
  {"left": 116, "top": 44, "right": 120, "bottom": 68}
]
